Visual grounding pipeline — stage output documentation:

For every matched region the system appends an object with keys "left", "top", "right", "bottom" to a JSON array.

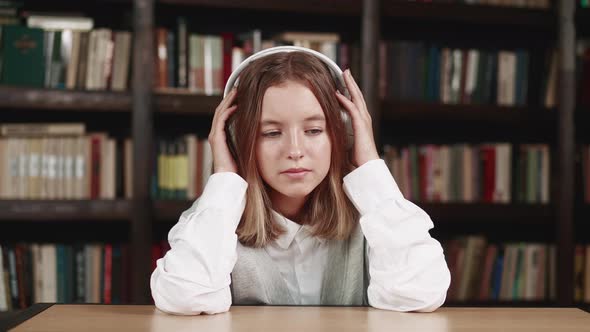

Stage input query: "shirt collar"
[{"left": 271, "top": 210, "right": 326, "bottom": 249}]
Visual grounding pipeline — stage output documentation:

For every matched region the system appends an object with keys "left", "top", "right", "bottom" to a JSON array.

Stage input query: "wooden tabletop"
[{"left": 5, "top": 305, "right": 590, "bottom": 332}]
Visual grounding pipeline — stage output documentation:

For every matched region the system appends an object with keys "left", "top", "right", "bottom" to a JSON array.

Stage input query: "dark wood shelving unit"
[
  {"left": 153, "top": 200, "right": 194, "bottom": 221},
  {"left": 0, "top": 0, "right": 581, "bottom": 307},
  {"left": 381, "top": 100, "right": 555, "bottom": 125},
  {"left": 157, "top": 0, "right": 363, "bottom": 15},
  {"left": 0, "top": 200, "right": 131, "bottom": 221},
  {"left": 420, "top": 203, "right": 554, "bottom": 224},
  {"left": 154, "top": 92, "right": 220, "bottom": 114},
  {"left": 0, "top": 87, "right": 132, "bottom": 112},
  {"left": 381, "top": 2, "right": 554, "bottom": 27}
]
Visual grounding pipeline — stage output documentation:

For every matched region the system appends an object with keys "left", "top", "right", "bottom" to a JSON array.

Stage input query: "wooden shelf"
[
  {"left": 381, "top": 2, "right": 554, "bottom": 28},
  {"left": 0, "top": 200, "right": 131, "bottom": 221},
  {"left": 382, "top": 100, "right": 554, "bottom": 124},
  {"left": 419, "top": 203, "right": 554, "bottom": 224},
  {"left": 155, "top": 91, "right": 220, "bottom": 115},
  {"left": 158, "top": 0, "right": 362, "bottom": 15},
  {"left": 0, "top": 87, "right": 132, "bottom": 112},
  {"left": 154, "top": 200, "right": 195, "bottom": 221}
]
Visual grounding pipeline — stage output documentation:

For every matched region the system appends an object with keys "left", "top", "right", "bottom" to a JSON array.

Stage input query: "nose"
[{"left": 287, "top": 130, "right": 303, "bottom": 160}]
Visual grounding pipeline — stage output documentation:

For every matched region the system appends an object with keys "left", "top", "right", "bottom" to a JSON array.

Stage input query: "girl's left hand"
[{"left": 335, "top": 68, "right": 380, "bottom": 168}]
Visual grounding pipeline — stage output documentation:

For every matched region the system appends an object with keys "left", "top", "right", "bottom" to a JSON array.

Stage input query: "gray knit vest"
[{"left": 230, "top": 224, "right": 370, "bottom": 306}]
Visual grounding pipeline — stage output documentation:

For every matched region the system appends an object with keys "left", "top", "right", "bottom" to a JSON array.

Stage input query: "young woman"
[{"left": 150, "top": 46, "right": 451, "bottom": 315}]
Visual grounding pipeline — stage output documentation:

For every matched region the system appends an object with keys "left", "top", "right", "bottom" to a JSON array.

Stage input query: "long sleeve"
[
  {"left": 150, "top": 172, "right": 248, "bottom": 315},
  {"left": 343, "top": 159, "right": 451, "bottom": 312}
]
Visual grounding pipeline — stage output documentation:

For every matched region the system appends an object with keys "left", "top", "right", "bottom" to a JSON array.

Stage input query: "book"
[{"left": 1, "top": 25, "right": 45, "bottom": 86}]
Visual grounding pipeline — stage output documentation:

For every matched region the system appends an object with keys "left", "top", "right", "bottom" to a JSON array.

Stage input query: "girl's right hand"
[{"left": 209, "top": 88, "right": 239, "bottom": 174}]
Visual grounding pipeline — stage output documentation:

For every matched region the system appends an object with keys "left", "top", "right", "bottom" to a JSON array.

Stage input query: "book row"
[
  {"left": 444, "top": 236, "right": 556, "bottom": 302},
  {"left": 382, "top": 143, "right": 550, "bottom": 204}
]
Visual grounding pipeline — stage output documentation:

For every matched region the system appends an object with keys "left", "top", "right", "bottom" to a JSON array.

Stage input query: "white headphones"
[{"left": 223, "top": 45, "right": 353, "bottom": 150}]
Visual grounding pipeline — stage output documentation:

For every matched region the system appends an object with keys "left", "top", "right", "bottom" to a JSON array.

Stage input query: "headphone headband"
[
  {"left": 223, "top": 45, "right": 354, "bottom": 152},
  {"left": 223, "top": 45, "right": 349, "bottom": 98}
]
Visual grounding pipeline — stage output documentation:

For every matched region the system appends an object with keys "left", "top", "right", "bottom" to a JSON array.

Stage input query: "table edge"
[{"left": 1, "top": 303, "right": 54, "bottom": 332}]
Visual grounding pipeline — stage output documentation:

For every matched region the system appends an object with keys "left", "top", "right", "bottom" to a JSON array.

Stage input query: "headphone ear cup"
[
  {"left": 225, "top": 121, "right": 239, "bottom": 161},
  {"left": 340, "top": 109, "right": 354, "bottom": 150}
]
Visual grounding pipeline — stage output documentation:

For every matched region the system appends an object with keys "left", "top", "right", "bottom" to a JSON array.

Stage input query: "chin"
[{"left": 272, "top": 183, "right": 316, "bottom": 199}]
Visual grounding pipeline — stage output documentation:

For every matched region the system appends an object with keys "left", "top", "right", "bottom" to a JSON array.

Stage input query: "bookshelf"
[{"left": 0, "top": 0, "right": 581, "bottom": 309}]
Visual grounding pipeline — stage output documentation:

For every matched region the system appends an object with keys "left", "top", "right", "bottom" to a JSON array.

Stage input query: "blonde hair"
[{"left": 227, "top": 51, "right": 359, "bottom": 248}]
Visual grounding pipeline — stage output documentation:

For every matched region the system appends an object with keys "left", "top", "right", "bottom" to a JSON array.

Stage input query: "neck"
[{"left": 270, "top": 193, "right": 308, "bottom": 225}]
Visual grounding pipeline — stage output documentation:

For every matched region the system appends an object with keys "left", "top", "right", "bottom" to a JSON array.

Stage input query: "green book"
[{"left": 1, "top": 25, "right": 45, "bottom": 86}]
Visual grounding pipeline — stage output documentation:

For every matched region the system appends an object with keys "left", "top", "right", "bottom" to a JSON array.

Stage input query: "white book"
[
  {"left": 450, "top": 49, "right": 463, "bottom": 104},
  {"left": 66, "top": 31, "right": 81, "bottom": 89},
  {"left": 18, "top": 139, "right": 29, "bottom": 199},
  {"left": 440, "top": 48, "right": 452, "bottom": 104},
  {"left": 465, "top": 49, "right": 479, "bottom": 102},
  {"left": 494, "top": 143, "right": 512, "bottom": 203},
  {"left": 56, "top": 138, "right": 65, "bottom": 199},
  {"left": 111, "top": 31, "right": 132, "bottom": 91},
  {"left": 185, "top": 135, "right": 197, "bottom": 199},
  {"left": 497, "top": 51, "right": 517, "bottom": 106},
  {"left": 40, "top": 244, "right": 57, "bottom": 303},
  {"left": 102, "top": 139, "right": 116, "bottom": 199},
  {"left": 85, "top": 30, "right": 98, "bottom": 90},
  {"left": 231, "top": 46, "right": 245, "bottom": 73},
  {"left": 204, "top": 35, "right": 214, "bottom": 96},
  {"left": 320, "top": 41, "right": 338, "bottom": 63},
  {"left": 27, "top": 15, "right": 94, "bottom": 31},
  {"left": 31, "top": 244, "right": 42, "bottom": 304}
]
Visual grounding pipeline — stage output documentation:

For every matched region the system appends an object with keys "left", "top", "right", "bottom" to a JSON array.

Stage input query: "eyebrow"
[{"left": 260, "top": 114, "right": 326, "bottom": 126}]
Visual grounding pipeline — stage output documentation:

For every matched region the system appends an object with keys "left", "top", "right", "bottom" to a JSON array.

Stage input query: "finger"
[
  {"left": 217, "top": 88, "right": 238, "bottom": 113},
  {"left": 335, "top": 90, "right": 360, "bottom": 119},
  {"left": 215, "top": 105, "right": 238, "bottom": 133},
  {"left": 212, "top": 89, "right": 237, "bottom": 126},
  {"left": 343, "top": 70, "right": 368, "bottom": 114}
]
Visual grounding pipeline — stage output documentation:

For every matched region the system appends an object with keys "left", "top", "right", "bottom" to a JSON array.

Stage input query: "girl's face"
[{"left": 255, "top": 80, "right": 332, "bottom": 206}]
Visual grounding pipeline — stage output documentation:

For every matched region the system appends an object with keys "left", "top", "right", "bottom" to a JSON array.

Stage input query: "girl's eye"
[
  {"left": 262, "top": 131, "right": 281, "bottom": 137},
  {"left": 307, "top": 129, "right": 323, "bottom": 135}
]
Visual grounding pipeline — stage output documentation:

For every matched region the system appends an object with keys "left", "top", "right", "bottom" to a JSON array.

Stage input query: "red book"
[
  {"left": 480, "top": 145, "right": 496, "bottom": 203},
  {"left": 90, "top": 134, "right": 102, "bottom": 199},
  {"left": 220, "top": 32, "right": 234, "bottom": 86},
  {"left": 103, "top": 244, "right": 113, "bottom": 304},
  {"left": 419, "top": 147, "right": 427, "bottom": 202},
  {"left": 15, "top": 244, "right": 26, "bottom": 309},
  {"left": 151, "top": 244, "right": 162, "bottom": 271}
]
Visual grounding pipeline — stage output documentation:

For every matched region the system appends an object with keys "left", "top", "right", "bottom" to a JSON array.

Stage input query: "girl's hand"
[
  {"left": 209, "top": 88, "right": 239, "bottom": 173},
  {"left": 335, "top": 69, "right": 380, "bottom": 167}
]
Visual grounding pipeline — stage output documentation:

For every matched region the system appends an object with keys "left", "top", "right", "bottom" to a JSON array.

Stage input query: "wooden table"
[{"left": 3, "top": 304, "right": 590, "bottom": 331}]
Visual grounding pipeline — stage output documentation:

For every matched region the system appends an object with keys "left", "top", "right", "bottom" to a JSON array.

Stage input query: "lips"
[{"left": 282, "top": 168, "right": 311, "bottom": 174}]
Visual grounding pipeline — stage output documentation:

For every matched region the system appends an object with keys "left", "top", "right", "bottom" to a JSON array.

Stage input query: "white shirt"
[
  {"left": 150, "top": 159, "right": 451, "bottom": 315},
  {"left": 266, "top": 211, "right": 329, "bottom": 305}
]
